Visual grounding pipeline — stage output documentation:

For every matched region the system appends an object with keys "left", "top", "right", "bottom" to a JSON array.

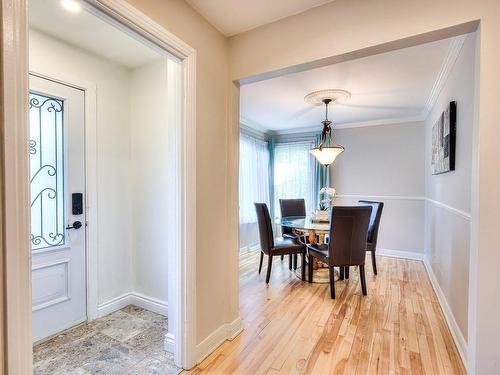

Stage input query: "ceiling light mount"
[
  {"left": 306, "top": 89, "right": 350, "bottom": 166},
  {"left": 304, "top": 89, "right": 351, "bottom": 106}
]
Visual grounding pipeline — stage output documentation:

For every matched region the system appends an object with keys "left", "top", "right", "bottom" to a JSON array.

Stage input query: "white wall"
[
  {"left": 29, "top": 29, "right": 133, "bottom": 306},
  {"left": 29, "top": 29, "right": 171, "bottom": 316},
  {"left": 331, "top": 122, "right": 426, "bottom": 257},
  {"left": 129, "top": 60, "right": 169, "bottom": 306},
  {"left": 424, "top": 33, "right": 476, "bottom": 350}
]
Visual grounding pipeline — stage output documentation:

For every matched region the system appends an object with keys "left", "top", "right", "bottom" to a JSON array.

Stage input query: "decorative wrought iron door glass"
[{"left": 29, "top": 92, "right": 65, "bottom": 250}]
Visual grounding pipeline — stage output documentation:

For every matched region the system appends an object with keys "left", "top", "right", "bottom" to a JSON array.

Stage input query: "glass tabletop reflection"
[{"left": 279, "top": 216, "right": 330, "bottom": 232}]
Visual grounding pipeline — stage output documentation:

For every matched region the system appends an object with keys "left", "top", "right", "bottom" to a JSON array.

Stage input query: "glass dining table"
[
  {"left": 280, "top": 216, "right": 330, "bottom": 243},
  {"left": 279, "top": 215, "right": 338, "bottom": 284}
]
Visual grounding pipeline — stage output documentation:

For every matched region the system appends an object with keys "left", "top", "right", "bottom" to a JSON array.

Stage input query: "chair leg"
[
  {"left": 360, "top": 265, "right": 367, "bottom": 295},
  {"left": 345, "top": 266, "right": 350, "bottom": 279},
  {"left": 371, "top": 251, "right": 378, "bottom": 275},
  {"left": 258, "top": 251, "right": 264, "bottom": 274},
  {"left": 293, "top": 254, "right": 298, "bottom": 270},
  {"left": 300, "top": 253, "right": 306, "bottom": 281},
  {"left": 339, "top": 266, "right": 344, "bottom": 280},
  {"left": 329, "top": 266, "right": 336, "bottom": 299},
  {"left": 308, "top": 254, "right": 313, "bottom": 283},
  {"left": 266, "top": 255, "right": 273, "bottom": 284},
  {"left": 289, "top": 254, "right": 292, "bottom": 270}
]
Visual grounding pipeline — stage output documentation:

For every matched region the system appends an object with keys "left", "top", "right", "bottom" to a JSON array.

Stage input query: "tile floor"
[{"left": 33, "top": 305, "right": 180, "bottom": 375}]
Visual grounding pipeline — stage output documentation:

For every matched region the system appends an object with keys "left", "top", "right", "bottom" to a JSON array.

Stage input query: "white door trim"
[
  {"left": 2, "top": 0, "right": 198, "bottom": 371},
  {"left": 1, "top": 1, "right": 32, "bottom": 373}
]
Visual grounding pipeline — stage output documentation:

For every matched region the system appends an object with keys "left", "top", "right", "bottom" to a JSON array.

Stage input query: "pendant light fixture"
[{"left": 305, "top": 89, "right": 350, "bottom": 166}]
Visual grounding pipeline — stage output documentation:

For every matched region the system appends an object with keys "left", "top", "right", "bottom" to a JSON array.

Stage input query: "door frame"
[{"left": 1, "top": 0, "right": 198, "bottom": 372}]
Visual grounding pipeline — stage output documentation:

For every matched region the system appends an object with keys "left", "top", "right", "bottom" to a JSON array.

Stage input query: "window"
[
  {"left": 239, "top": 133, "right": 270, "bottom": 224},
  {"left": 273, "top": 142, "right": 315, "bottom": 216},
  {"left": 29, "top": 92, "right": 65, "bottom": 250}
]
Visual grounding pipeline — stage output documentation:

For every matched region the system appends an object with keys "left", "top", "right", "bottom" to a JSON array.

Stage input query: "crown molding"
[
  {"left": 272, "top": 125, "right": 322, "bottom": 135},
  {"left": 239, "top": 116, "right": 270, "bottom": 133},
  {"left": 250, "top": 115, "right": 426, "bottom": 135},
  {"left": 423, "top": 34, "right": 467, "bottom": 119},
  {"left": 333, "top": 115, "right": 426, "bottom": 130}
]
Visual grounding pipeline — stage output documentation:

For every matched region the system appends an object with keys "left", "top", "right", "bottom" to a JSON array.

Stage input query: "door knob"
[{"left": 66, "top": 221, "right": 83, "bottom": 230}]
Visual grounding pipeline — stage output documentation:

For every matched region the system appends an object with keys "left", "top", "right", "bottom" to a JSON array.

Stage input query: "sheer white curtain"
[
  {"left": 239, "top": 133, "right": 270, "bottom": 224},
  {"left": 273, "top": 142, "right": 315, "bottom": 217}
]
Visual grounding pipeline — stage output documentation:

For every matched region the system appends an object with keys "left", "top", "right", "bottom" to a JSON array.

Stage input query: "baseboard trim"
[
  {"left": 423, "top": 257, "right": 468, "bottom": 368},
  {"left": 129, "top": 292, "right": 168, "bottom": 316},
  {"left": 165, "top": 332, "right": 175, "bottom": 354},
  {"left": 96, "top": 292, "right": 168, "bottom": 318},
  {"left": 377, "top": 248, "right": 424, "bottom": 261},
  {"left": 196, "top": 317, "right": 243, "bottom": 364},
  {"left": 96, "top": 293, "right": 132, "bottom": 317},
  {"left": 228, "top": 317, "right": 243, "bottom": 340}
]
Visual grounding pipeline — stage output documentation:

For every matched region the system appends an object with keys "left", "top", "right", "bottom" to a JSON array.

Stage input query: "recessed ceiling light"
[{"left": 61, "top": 0, "right": 82, "bottom": 13}]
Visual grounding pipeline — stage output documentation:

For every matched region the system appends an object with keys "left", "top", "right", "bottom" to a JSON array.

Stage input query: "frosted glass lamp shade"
[{"left": 309, "top": 145, "right": 344, "bottom": 165}]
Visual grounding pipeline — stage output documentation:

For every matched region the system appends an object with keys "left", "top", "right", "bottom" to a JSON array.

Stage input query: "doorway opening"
[
  {"left": 233, "top": 31, "right": 477, "bottom": 373},
  {"left": 26, "top": 0, "right": 195, "bottom": 372}
]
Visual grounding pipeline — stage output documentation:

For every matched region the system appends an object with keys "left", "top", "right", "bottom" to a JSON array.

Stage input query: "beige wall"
[
  {"left": 424, "top": 32, "right": 477, "bottom": 347},
  {"left": 331, "top": 123, "right": 425, "bottom": 255},
  {"left": 123, "top": 0, "right": 232, "bottom": 344},
  {"left": 228, "top": 1, "right": 500, "bottom": 373}
]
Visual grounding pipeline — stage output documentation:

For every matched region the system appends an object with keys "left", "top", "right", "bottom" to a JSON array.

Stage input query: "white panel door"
[{"left": 30, "top": 75, "right": 87, "bottom": 342}]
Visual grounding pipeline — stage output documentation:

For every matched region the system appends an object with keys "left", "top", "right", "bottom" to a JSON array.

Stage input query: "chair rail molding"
[
  {"left": 336, "top": 194, "right": 471, "bottom": 221},
  {"left": 425, "top": 197, "right": 471, "bottom": 221},
  {"left": 336, "top": 194, "right": 424, "bottom": 201}
]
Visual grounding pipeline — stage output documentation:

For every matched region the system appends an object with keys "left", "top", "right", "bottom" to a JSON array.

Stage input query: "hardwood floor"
[{"left": 187, "top": 252, "right": 466, "bottom": 374}]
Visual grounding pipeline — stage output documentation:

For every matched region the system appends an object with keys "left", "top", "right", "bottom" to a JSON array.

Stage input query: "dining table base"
[{"left": 294, "top": 264, "right": 340, "bottom": 284}]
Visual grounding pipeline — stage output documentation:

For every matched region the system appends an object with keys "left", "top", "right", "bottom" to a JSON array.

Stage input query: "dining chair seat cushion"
[{"left": 272, "top": 238, "right": 306, "bottom": 255}]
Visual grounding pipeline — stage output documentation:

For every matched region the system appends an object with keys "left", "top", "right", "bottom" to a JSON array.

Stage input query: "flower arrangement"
[
  {"left": 312, "top": 187, "right": 336, "bottom": 222},
  {"left": 319, "top": 187, "right": 336, "bottom": 210}
]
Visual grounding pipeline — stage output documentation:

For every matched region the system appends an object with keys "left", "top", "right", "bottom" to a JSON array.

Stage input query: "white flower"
[{"left": 320, "top": 187, "right": 336, "bottom": 197}]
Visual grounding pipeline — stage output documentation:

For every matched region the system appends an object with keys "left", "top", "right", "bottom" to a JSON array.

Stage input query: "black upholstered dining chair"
[
  {"left": 358, "top": 200, "right": 384, "bottom": 275},
  {"left": 255, "top": 203, "right": 306, "bottom": 283},
  {"left": 279, "top": 198, "right": 307, "bottom": 270},
  {"left": 306, "top": 206, "right": 372, "bottom": 299}
]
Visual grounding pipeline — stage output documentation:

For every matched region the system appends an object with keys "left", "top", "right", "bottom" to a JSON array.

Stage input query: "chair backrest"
[
  {"left": 279, "top": 199, "right": 306, "bottom": 235},
  {"left": 254, "top": 203, "right": 274, "bottom": 254},
  {"left": 358, "top": 200, "right": 384, "bottom": 245},
  {"left": 329, "top": 206, "right": 372, "bottom": 266}
]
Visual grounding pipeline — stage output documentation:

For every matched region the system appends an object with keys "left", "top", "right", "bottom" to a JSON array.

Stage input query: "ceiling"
[
  {"left": 186, "top": 0, "right": 335, "bottom": 36},
  {"left": 240, "top": 36, "right": 462, "bottom": 133},
  {"left": 29, "top": 0, "right": 163, "bottom": 69}
]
